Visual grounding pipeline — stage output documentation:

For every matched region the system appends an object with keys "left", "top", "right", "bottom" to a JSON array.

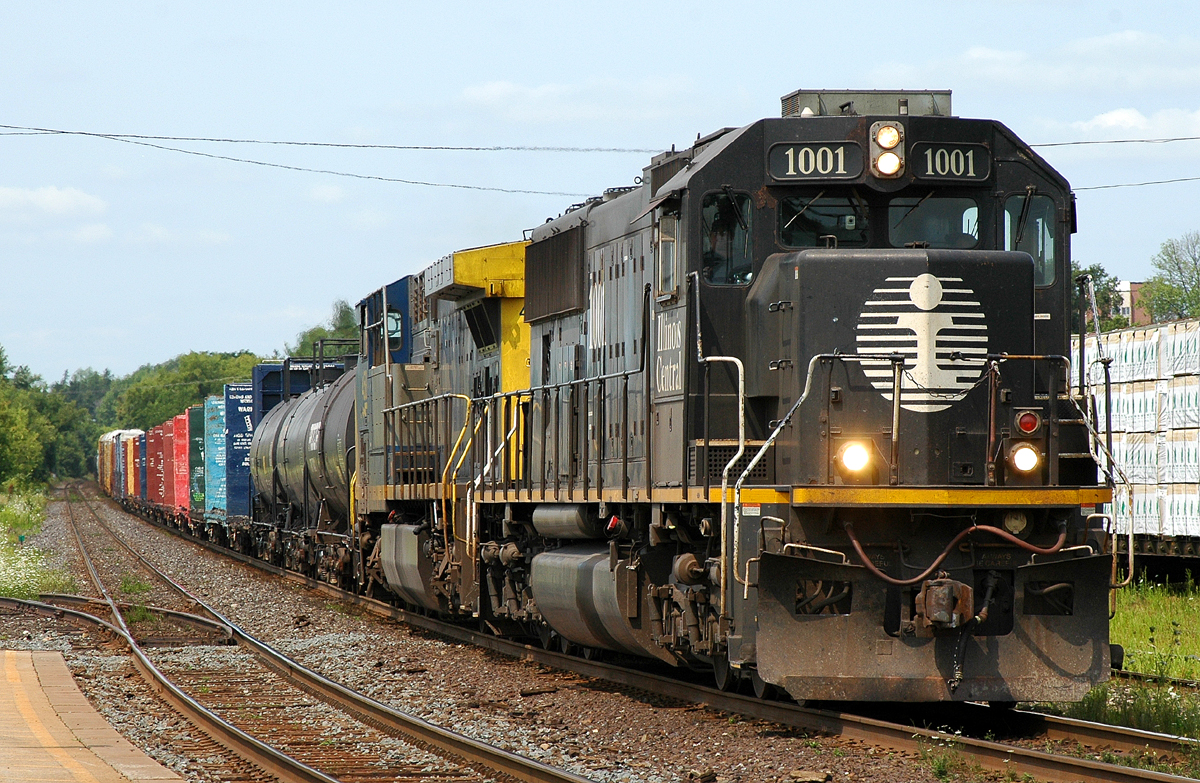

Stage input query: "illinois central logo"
[{"left": 855, "top": 273, "right": 988, "bottom": 413}]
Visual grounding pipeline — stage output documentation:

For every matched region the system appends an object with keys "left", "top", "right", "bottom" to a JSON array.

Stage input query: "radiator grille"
[{"left": 689, "top": 443, "right": 773, "bottom": 484}]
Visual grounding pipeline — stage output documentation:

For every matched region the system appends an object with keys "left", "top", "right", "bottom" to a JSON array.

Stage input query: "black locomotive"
[{"left": 113, "top": 90, "right": 1116, "bottom": 703}]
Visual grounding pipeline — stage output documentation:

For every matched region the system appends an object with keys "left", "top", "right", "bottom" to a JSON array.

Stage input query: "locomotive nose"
[{"left": 749, "top": 248, "right": 1038, "bottom": 488}]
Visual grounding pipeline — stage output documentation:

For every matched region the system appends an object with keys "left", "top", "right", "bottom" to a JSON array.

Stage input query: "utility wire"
[
  {"left": 36, "top": 130, "right": 594, "bottom": 197},
  {"left": 7, "top": 122, "right": 1197, "bottom": 151},
  {"left": 1033, "top": 136, "right": 1200, "bottom": 148},
  {"left": 7, "top": 121, "right": 1200, "bottom": 193},
  {"left": 0, "top": 123, "right": 658, "bottom": 154},
  {"left": 1075, "top": 175, "right": 1200, "bottom": 191}
]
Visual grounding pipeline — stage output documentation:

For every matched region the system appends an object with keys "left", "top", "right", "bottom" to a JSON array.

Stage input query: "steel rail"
[
  {"left": 1114, "top": 668, "right": 1200, "bottom": 692},
  {"left": 71, "top": 487, "right": 597, "bottom": 783},
  {"left": 61, "top": 488, "right": 342, "bottom": 783},
  {"left": 1011, "top": 707, "right": 1200, "bottom": 757},
  {"left": 117, "top": 501, "right": 1200, "bottom": 783},
  {"left": 39, "top": 593, "right": 234, "bottom": 640}
]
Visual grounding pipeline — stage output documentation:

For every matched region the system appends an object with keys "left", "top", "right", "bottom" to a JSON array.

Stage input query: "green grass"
[
  {"left": 916, "top": 732, "right": 989, "bottom": 782},
  {"left": 0, "top": 488, "right": 77, "bottom": 599},
  {"left": 1041, "top": 573, "right": 1200, "bottom": 764},
  {"left": 1110, "top": 573, "right": 1200, "bottom": 680},
  {"left": 119, "top": 573, "right": 152, "bottom": 596},
  {"left": 123, "top": 604, "right": 157, "bottom": 625}
]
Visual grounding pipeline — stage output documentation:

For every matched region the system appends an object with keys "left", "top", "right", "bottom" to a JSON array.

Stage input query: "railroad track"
[
  {"left": 78, "top": 483, "right": 1200, "bottom": 783},
  {"left": 18, "top": 485, "right": 596, "bottom": 783}
]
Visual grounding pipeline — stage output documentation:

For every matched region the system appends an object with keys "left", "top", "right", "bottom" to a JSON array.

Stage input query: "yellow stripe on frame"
[{"left": 790, "top": 486, "right": 1113, "bottom": 507}]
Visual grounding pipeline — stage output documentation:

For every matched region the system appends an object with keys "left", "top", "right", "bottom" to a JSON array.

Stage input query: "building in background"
[{"left": 1119, "top": 280, "right": 1150, "bottom": 326}]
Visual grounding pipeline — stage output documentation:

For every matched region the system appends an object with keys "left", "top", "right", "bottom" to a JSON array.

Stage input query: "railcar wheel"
[
  {"left": 751, "top": 668, "right": 778, "bottom": 700},
  {"left": 558, "top": 636, "right": 576, "bottom": 656},
  {"left": 537, "top": 625, "right": 555, "bottom": 650},
  {"left": 712, "top": 654, "right": 741, "bottom": 692},
  {"left": 581, "top": 646, "right": 605, "bottom": 661}
]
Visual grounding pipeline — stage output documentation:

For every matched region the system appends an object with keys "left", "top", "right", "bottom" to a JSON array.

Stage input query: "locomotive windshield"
[
  {"left": 888, "top": 194, "right": 978, "bottom": 249},
  {"left": 779, "top": 190, "right": 870, "bottom": 248}
]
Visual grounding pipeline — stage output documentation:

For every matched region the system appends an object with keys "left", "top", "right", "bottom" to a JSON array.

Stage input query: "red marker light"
[
  {"left": 1016, "top": 411, "right": 1041, "bottom": 434},
  {"left": 605, "top": 515, "right": 622, "bottom": 534}
]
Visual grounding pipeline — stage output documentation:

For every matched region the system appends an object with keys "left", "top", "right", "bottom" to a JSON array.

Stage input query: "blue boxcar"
[
  {"left": 251, "top": 363, "right": 314, "bottom": 427},
  {"left": 225, "top": 383, "right": 254, "bottom": 520},
  {"left": 204, "top": 395, "right": 226, "bottom": 521},
  {"left": 139, "top": 433, "right": 148, "bottom": 500}
]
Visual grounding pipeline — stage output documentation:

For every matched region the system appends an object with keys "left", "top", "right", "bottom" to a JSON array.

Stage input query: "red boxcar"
[
  {"left": 162, "top": 419, "right": 176, "bottom": 510},
  {"left": 147, "top": 426, "right": 164, "bottom": 506},
  {"left": 173, "top": 412, "right": 189, "bottom": 513}
]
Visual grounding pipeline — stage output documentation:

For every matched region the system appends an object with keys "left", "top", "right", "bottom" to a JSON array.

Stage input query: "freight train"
[{"left": 101, "top": 90, "right": 1118, "bottom": 704}]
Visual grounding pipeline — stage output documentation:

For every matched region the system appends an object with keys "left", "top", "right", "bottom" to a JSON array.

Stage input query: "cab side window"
[
  {"left": 1004, "top": 194, "right": 1057, "bottom": 286},
  {"left": 656, "top": 215, "right": 678, "bottom": 295},
  {"left": 701, "top": 191, "right": 754, "bottom": 285}
]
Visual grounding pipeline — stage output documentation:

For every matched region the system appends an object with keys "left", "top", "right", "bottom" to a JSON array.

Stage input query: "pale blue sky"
[{"left": 2, "top": 1, "right": 1198, "bottom": 381}]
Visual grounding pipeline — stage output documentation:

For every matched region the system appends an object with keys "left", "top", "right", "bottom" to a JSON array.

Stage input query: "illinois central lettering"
[{"left": 656, "top": 313, "right": 683, "bottom": 394}]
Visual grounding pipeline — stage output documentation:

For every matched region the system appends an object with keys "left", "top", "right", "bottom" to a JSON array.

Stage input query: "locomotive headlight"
[
  {"left": 876, "top": 151, "right": 903, "bottom": 176},
  {"left": 869, "top": 121, "right": 905, "bottom": 179},
  {"left": 1010, "top": 443, "right": 1041, "bottom": 473},
  {"left": 875, "top": 125, "right": 901, "bottom": 150},
  {"left": 839, "top": 442, "right": 872, "bottom": 473}
]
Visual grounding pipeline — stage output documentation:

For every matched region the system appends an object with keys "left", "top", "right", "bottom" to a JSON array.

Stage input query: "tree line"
[
  {"left": 1076, "top": 230, "right": 1200, "bottom": 332},
  {"left": 0, "top": 300, "right": 357, "bottom": 487}
]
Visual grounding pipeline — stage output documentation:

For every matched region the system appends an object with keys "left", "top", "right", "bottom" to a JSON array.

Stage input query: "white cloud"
[
  {"left": 308, "top": 184, "right": 346, "bottom": 203},
  {"left": 129, "top": 223, "right": 172, "bottom": 244},
  {"left": 0, "top": 186, "right": 106, "bottom": 216},
  {"left": 1072, "top": 107, "right": 1200, "bottom": 136},
  {"left": 196, "top": 230, "right": 232, "bottom": 245},
  {"left": 879, "top": 32, "right": 1200, "bottom": 95},
  {"left": 351, "top": 209, "right": 390, "bottom": 230},
  {"left": 71, "top": 223, "right": 113, "bottom": 243}
]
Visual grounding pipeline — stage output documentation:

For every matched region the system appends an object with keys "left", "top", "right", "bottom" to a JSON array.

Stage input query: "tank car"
[{"left": 352, "top": 90, "right": 1115, "bottom": 703}]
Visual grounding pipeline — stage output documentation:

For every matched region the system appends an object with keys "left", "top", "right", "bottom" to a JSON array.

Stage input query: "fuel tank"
[
  {"left": 530, "top": 545, "right": 657, "bottom": 657},
  {"left": 249, "top": 371, "right": 355, "bottom": 527}
]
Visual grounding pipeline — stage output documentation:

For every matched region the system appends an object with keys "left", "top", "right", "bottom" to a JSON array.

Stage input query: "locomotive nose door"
[{"left": 651, "top": 214, "right": 686, "bottom": 489}]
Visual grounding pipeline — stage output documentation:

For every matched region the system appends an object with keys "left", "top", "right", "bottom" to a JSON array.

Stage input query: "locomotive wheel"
[
  {"left": 712, "top": 654, "right": 741, "bottom": 692},
  {"left": 751, "top": 668, "right": 778, "bottom": 700}
]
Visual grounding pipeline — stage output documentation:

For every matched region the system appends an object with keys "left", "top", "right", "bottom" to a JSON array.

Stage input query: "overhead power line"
[
  {"left": 5, "top": 122, "right": 1200, "bottom": 194},
  {"left": 1, "top": 123, "right": 594, "bottom": 197},
  {"left": 0, "top": 123, "right": 658, "bottom": 154},
  {"left": 1033, "top": 135, "right": 1200, "bottom": 148},
  {"left": 1075, "top": 175, "right": 1200, "bottom": 191}
]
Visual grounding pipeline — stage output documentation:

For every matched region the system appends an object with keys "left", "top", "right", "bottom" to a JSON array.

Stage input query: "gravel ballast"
[{"left": 7, "top": 492, "right": 953, "bottom": 783}]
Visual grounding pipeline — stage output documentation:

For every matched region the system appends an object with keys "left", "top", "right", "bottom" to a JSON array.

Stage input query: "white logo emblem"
[{"left": 855, "top": 273, "right": 988, "bottom": 413}]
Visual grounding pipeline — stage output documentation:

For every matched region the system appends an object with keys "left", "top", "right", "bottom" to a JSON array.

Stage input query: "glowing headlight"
[
  {"left": 1010, "top": 444, "right": 1040, "bottom": 473},
  {"left": 839, "top": 442, "right": 871, "bottom": 472},
  {"left": 876, "top": 151, "right": 902, "bottom": 176},
  {"left": 875, "top": 125, "right": 901, "bottom": 150}
]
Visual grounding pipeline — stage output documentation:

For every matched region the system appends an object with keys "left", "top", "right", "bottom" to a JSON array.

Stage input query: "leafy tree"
[
  {"left": 1142, "top": 231, "right": 1200, "bottom": 323},
  {"left": 52, "top": 368, "right": 114, "bottom": 420},
  {"left": 286, "top": 299, "right": 358, "bottom": 358},
  {"left": 114, "top": 351, "right": 260, "bottom": 431},
  {"left": 0, "top": 386, "right": 48, "bottom": 485},
  {"left": 1070, "top": 261, "right": 1128, "bottom": 333}
]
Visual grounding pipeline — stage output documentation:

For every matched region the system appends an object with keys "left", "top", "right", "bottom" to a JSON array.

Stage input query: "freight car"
[{"left": 105, "top": 89, "right": 1117, "bottom": 704}]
